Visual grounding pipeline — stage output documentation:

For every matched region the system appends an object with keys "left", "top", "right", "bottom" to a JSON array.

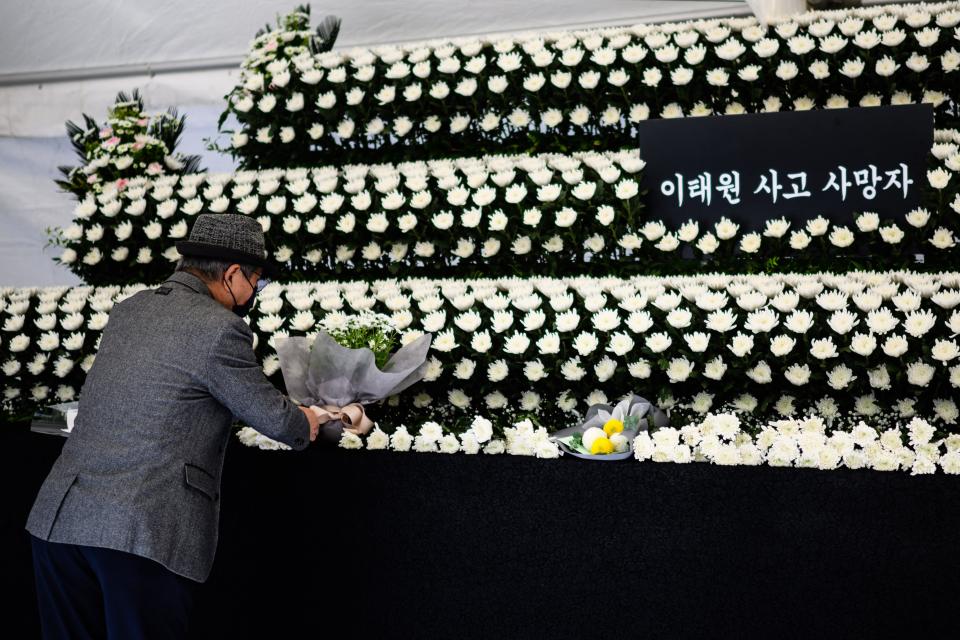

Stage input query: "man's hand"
[{"left": 298, "top": 405, "right": 320, "bottom": 442}]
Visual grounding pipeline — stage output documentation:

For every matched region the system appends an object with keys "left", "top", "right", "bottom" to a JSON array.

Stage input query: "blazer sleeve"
[{"left": 204, "top": 318, "right": 311, "bottom": 451}]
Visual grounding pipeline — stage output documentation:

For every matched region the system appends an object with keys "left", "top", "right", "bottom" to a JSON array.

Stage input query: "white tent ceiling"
[{"left": 2, "top": 0, "right": 761, "bottom": 286}]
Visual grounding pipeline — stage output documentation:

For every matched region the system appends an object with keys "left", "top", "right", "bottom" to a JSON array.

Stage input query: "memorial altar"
[{"left": 4, "top": 1, "right": 960, "bottom": 636}]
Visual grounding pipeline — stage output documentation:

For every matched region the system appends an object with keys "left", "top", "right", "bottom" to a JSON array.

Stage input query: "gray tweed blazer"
[{"left": 25, "top": 270, "right": 310, "bottom": 583}]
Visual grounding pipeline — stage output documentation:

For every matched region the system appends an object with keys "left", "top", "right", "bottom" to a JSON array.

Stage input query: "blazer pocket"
[{"left": 183, "top": 462, "right": 218, "bottom": 501}]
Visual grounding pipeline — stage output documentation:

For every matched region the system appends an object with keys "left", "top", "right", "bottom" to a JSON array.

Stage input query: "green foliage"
[
  {"left": 324, "top": 326, "right": 398, "bottom": 370},
  {"left": 565, "top": 432, "right": 587, "bottom": 453}
]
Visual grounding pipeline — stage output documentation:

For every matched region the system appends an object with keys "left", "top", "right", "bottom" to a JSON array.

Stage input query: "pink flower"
[
  {"left": 146, "top": 162, "right": 163, "bottom": 175},
  {"left": 99, "top": 127, "right": 113, "bottom": 138},
  {"left": 104, "top": 136, "right": 121, "bottom": 148},
  {"left": 137, "top": 117, "right": 149, "bottom": 126},
  {"left": 132, "top": 141, "right": 145, "bottom": 150},
  {"left": 115, "top": 178, "right": 128, "bottom": 190},
  {"left": 86, "top": 173, "right": 99, "bottom": 184},
  {"left": 265, "top": 40, "right": 278, "bottom": 51}
]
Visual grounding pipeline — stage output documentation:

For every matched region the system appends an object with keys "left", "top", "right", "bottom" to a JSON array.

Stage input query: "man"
[{"left": 25, "top": 213, "right": 321, "bottom": 638}]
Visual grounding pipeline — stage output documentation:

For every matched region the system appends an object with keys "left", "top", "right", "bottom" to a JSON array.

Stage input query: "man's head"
[
  {"left": 174, "top": 213, "right": 276, "bottom": 316},
  {"left": 175, "top": 256, "right": 265, "bottom": 314}
]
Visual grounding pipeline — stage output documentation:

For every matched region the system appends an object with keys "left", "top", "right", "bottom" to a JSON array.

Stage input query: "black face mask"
[{"left": 224, "top": 271, "right": 257, "bottom": 318}]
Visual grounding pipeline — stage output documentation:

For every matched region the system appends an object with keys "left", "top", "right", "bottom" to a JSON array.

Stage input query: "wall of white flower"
[{"left": 5, "top": 269, "right": 960, "bottom": 440}]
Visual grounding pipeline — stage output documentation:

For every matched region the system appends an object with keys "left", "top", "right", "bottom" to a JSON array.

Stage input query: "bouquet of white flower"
[{"left": 275, "top": 311, "right": 433, "bottom": 443}]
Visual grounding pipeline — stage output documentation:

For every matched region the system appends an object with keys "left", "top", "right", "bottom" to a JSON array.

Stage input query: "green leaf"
[{"left": 559, "top": 432, "right": 591, "bottom": 454}]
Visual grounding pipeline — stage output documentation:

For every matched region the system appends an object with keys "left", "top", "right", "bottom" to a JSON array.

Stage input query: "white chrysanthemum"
[
  {"left": 428, "top": 328, "right": 455, "bottom": 353},
  {"left": 879, "top": 334, "right": 908, "bottom": 358},
  {"left": 641, "top": 331, "right": 669, "bottom": 353},
  {"left": 338, "top": 432, "right": 363, "bottom": 450},
  {"left": 827, "top": 310, "right": 859, "bottom": 335},
  {"left": 416, "top": 421, "right": 443, "bottom": 444},
  {"left": 448, "top": 356, "right": 475, "bottom": 381},
  {"left": 934, "top": 399, "right": 959, "bottom": 425},
  {"left": 596, "top": 329, "right": 633, "bottom": 356},
  {"left": 593, "top": 357, "right": 617, "bottom": 382},
  {"left": 363, "top": 427, "right": 389, "bottom": 450},
  {"left": 744, "top": 309, "right": 778, "bottom": 333},
  {"left": 436, "top": 433, "right": 459, "bottom": 454},
  {"left": 928, "top": 167, "right": 951, "bottom": 190},
  {"left": 848, "top": 332, "right": 877, "bottom": 357},
  {"left": 631, "top": 431, "right": 654, "bottom": 460},
  {"left": 387, "top": 427, "right": 412, "bottom": 451},
  {"left": 930, "top": 227, "right": 957, "bottom": 250},
  {"left": 677, "top": 331, "right": 707, "bottom": 353},
  {"left": 664, "top": 307, "right": 691, "bottom": 329},
  {"left": 503, "top": 332, "right": 531, "bottom": 355},
  {"left": 862, "top": 309, "right": 897, "bottom": 334},
  {"left": 692, "top": 356, "right": 727, "bottom": 380},
  {"left": 701, "top": 309, "right": 734, "bottom": 333},
  {"left": 448, "top": 310, "right": 479, "bottom": 333},
  {"left": 666, "top": 357, "right": 694, "bottom": 382},
  {"left": 810, "top": 337, "right": 839, "bottom": 359},
  {"left": 903, "top": 207, "right": 930, "bottom": 229},
  {"left": 906, "top": 360, "right": 936, "bottom": 387},
  {"left": 570, "top": 331, "right": 598, "bottom": 356},
  {"left": 768, "top": 334, "right": 795, "bottom": 356},
  {"left": 903, "top": 310, "right": 935, "bottom": 337},
  {"left": 932, "top": 339, "right": 960, "bottom": 363},
  {"left": 727, "top": 333, "right": 754, "bottom": 358},
  {"left": 826, "top": 364, "right": 856, "bottom": 390}
]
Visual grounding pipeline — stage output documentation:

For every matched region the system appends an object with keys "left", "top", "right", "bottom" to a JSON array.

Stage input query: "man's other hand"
[{"left": 298, "top": 405, "right": 320, "bottom": 442}]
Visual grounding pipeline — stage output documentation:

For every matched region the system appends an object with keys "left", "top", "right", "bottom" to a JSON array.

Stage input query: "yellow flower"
[
  {"left": 603, "top": 418, "right": 624, "bottom": 437},
  {"left": 590, "top": 436, "right": 614, "bottom": 454}
]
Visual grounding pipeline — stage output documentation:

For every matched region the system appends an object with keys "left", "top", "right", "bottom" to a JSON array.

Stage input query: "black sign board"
[{"left": 635, "top": 104, "right": 933, "bottom": 230}]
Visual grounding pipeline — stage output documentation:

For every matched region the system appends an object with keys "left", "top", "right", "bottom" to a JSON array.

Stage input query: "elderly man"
[{"left": 25, "top": 214, "right": 320, "bottom": 638}]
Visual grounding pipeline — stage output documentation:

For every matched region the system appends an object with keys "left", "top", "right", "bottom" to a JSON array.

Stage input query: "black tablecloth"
[{"left": 4, "top": 421, "right": 959, "bottom": 639}]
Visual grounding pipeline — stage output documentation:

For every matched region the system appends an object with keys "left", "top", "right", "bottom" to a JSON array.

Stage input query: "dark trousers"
[{"left": 29, "top": 533, "right": 199, "bottom": 639}]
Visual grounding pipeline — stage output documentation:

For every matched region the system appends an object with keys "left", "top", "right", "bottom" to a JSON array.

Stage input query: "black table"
[{"left": 4, "top": 421, "right": 959, "bottom": 638}]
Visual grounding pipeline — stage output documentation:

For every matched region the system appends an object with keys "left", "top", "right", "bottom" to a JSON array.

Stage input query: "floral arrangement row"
[
  {"left": 5, "top": 270, "right": 960, "bottom": 435},
  {"left": 217, "top": 2, "right": 960, "bottom": 166},
  {"left": 48, "top": 128, "right": 960, "bottom": 285},
  {"left": 237, "top": 409, "right": 960, "bottom": 476},
  {"left": 48, "top": 149, "right": 644, "bottom": 284}
]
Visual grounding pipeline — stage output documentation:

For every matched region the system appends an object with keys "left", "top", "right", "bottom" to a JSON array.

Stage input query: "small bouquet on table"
[
  {"left": 238, "top": 312, "right": 432, "bottom": 449},
  {"left": 550, "top": 394, "right": 669, "bottom": 460}
]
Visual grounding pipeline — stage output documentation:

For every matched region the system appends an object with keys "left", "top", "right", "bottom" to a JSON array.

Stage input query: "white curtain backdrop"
[{"left": 0, "top": 0, "right": 750, "bottom": 287}]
